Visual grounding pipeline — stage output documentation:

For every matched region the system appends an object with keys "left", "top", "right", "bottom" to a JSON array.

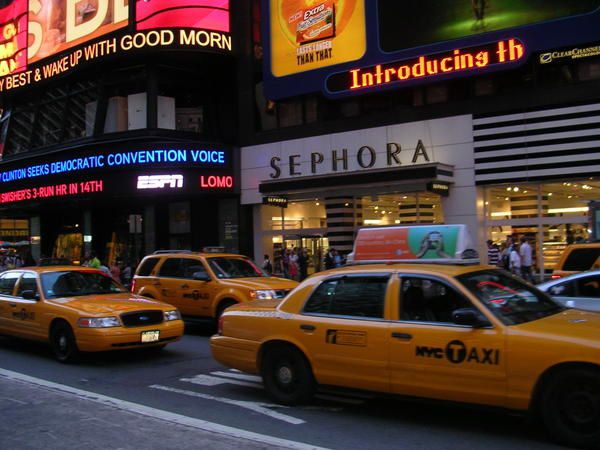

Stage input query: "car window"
[
  {"left": 136, "top": 257, "right": 160, "bottom": 276},
  {"left": 576, "top": 275, "right": 600, "bottom": 297},
  {"left": 41, "top": 271, "right": 126, "bottom": 298},
  {"left": 563, "top": 248, "right": 600, "bottom": 271},
  {"left": 16, "top": 273, "right": 39, "bottom": 298},
  {"left": 207, "top": 257, "right": 265, "bottom": 279},
  {"left": 304, "top": 276, "right": 389, "bottom": 319},
  {"left": 457, "top": 270, "right": 563, "bottom": 325},
  {"left": 0, "top": 272, "right": 21, "bottom": 295},
  {"left": 158, "top": 258, "right": 184, "bottom": 278},
  {"left": 399, "top": 276, "right": 476, "bottom": 323},
  {"left": 548, "top": 281, "right": 574, "bottom": 297},
  {"left": 181, "top": 258, "right": 209, "bottom": 279}
]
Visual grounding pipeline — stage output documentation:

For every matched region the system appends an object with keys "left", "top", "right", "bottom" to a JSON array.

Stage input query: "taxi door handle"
[
  {"left": 181, "top": 284, "right": 189, "bottom": 289},
  {"left": 300, "top": 324, "right": 316, "bottom": 331},
  {"left": 9, "top": 303, "right": 17, "bottom": 307},
  {"left": 391, "top": 332, "right": 412, "bottom": 341},
  {"left": 152, "top": 281, "right": 162, "bottom": 286}
]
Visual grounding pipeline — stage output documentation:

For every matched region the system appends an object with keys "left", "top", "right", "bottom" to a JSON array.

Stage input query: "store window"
[
  {"left": 362, "top": 193, "right": 443, "bottom": 227},
  {"left": 484, "top": 178, "right": 599, "bottom": 276}
]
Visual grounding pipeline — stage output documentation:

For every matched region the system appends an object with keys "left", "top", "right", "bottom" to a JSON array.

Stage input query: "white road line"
[
  {"left": 181, "top": 374, "right": 262, "bottom": 389},
  {"left": 0, "top": 369, "right": 327, "bottom": 450},
  {"left": 150, "top": 384, "right": 305, "bottom": 425},
  {"left": 211, "top": 371, "right": 263, "bottom": 383}
]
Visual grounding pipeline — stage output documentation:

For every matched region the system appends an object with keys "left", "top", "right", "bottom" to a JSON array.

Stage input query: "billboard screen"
[
  {"left": 262, "top": 0, "right": 600, "bottom": 99},
  {"left": 269, "top": 0, "right": 365, "bottom": 77},
  {"left": 0, "top": 0, "right": 231, "bottom": 93}
]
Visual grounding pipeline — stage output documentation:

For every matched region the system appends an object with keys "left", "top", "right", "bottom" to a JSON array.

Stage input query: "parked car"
[
  {"left": 552, "top": 242, "right": 600, "bottom": 278},
  {"left": 538, "top": 269, "right": 600, "bottom": 312},
  {"left": 0, "top": 266, "right": 184, "bottom": 362},
  {"left": 131, "top": 250, "right": 298, "bottom": 326}
]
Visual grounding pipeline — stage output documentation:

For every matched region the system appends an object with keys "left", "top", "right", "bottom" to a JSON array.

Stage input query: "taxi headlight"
[
  {"left": 250, "top": 289, "right": 277, "bottom": 300},
  {"left": 78, "top": 317, "right": 120, "bottom": 328},
  {"left": 164, "top": 310, "right": 181, "bottom": 321}
]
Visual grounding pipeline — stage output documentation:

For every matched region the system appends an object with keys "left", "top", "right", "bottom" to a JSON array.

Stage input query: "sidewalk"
[{"left": 0, "top": 373, "right": 314, "bottom": 450}]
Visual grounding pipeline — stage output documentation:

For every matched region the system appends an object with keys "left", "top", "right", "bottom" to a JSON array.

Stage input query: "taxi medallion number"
[{"left": 141, "top": 330, "right": 160, "bottom": 343}]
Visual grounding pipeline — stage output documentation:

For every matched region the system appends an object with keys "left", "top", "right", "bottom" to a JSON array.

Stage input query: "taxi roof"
[
  {"left": 14, "top": 266, "right": 103, "bottom": 274},
  {"left": 324, "top": 263, "right": 493, "bottom": 277},
  {"left": 148, "top": 252, "right": 247, "bottom": 259}
]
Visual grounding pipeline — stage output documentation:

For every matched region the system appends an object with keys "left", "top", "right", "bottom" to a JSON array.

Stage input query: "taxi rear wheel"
[
  {"left": 50, "top": 322, "right": 80, "bottom": 363},
  {"left": 261, "top": 345, "right": 315, "bottom": 405},
  {"left": 541, "top": 367, "right": 600, "bottom": 448}
]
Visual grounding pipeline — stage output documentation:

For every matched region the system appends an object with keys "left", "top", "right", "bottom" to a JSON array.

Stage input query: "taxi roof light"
[
  {"left": 203, "top": 246, "right": 226, "bottom": 253},
  {"left": 350, "top": 224, "right": 480, "bottom": 266}
]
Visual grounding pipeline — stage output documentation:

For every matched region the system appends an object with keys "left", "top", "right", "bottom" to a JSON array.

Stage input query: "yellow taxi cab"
[
  {"left": 211, "top": 225, "right": 600, "bottom": 448},
  {"left": 132, "top": 249, "right": 298, "bottom": 325},
  {"left": 0, "top": 266, "right": 184, "bottom": 362},
  {"left": 552, "top": 242, "right": 600, "bottom": 279}
]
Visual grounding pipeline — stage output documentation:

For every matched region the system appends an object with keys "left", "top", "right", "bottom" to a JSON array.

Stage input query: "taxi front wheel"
[
  {"left": 541, "top": 367, "right": 600, "bottom": 449},
  {"left": 261, "top": 345, "right": 315, "bottom": 405},
  {"left": 50, "top": 322, "right": 80, "bottom": 363}
]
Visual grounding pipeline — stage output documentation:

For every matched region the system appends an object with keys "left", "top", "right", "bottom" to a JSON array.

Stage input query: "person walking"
[
  {"left": 486, "top": 240, "right": 500, "bottom": 266},
  {"left": 509, "top": 243, "right": 521, "bottom": 276},
  {"left": 519, "top": 236, "right": 533, "bottom": 282},
  {"left": 88, "top": 252, "right": 101, "bottom": 269},
  {"left": 324, "top": 248, "right": 335, "bottom": 270},
  {"left": 262, "top": 254, "right": 273, "bottom": 274},
  {"left": 298, "top": 248, "right": 309, "bottom": 281},
  {"left": 288, "top": 248, "right": 299, "bottom": 281}
]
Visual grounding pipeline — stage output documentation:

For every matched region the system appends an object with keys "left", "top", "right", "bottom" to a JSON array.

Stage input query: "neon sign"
[
  {"left": 200, "top": 175, "right": 233, "bottom": 189},
  {"left": 137, "top": 174, "right": 184, "bottom": 189},
  {"left": 0, "top": 179, "right": 103, "bottom": 204},
  {"left": 0, "top": 0, "right": 27, "bottom": 77},
  {"left": 0, "top": 148, "right": 227, "bottom": 184},
  {"left": 327, "top": 39, "right": 525, "bottom": 93}
]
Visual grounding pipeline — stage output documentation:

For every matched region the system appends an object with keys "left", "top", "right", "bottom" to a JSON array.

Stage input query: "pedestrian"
[
  {"left": 333, "top": 249, "right": 343, "bottom": 268},
  {"left": 88, "top": 252, "right": 101, "bottom": 269},
  {"left": 262, "top": 254, "right": 273, "bottom": 274},
  {"left": 519, "top": 236, "right": 533, "bottom": 282},
  {"left": 282, "top": 248, "right": 291, "bottom": 278},
  {"left": 121, "top": 261, "right": 132, "bottom": 287},
  {"left": 298, "top": 248, "right": 308, "bottom": 281},
  {"left": 288, "top": 248, "right": 299, "bottom": 281},
  {"left": 509, "top": 243, "right": 521, "bottom": 276},
  {"left": 487, "top": 240, "right": 499, "bottom": 266},
  {"left": 110, "top": 259, "right": 121, "bottom": 283},
  {"left": 324, "top": 248, "right": 335, "bottom": 270}
]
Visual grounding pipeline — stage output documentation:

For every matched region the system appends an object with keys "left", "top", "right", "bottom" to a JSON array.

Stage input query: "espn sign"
[{"left": 137, "top": 174, "right": 183, "bottom": 189}]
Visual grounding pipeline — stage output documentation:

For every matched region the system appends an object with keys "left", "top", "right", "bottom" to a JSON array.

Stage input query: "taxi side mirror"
[
  {"left": 192, "top": 272, "right": 211, "bottom": 282},
  {"left": 21, "top": 290, "right": 39, "bottom": 300},
  {"left": 452, "top": 308, "right": 487, "bottom": 328}
]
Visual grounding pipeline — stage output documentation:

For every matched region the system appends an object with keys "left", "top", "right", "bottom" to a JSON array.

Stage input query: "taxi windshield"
[
  {"left": 207, "top": 257, "right": 266, "bottom": 279},
  {"left": 457, "top": 270, "right": 564, "bottom": 325},
  {"left": 41, "top": 271, "right": 126, "bottom": 298}
]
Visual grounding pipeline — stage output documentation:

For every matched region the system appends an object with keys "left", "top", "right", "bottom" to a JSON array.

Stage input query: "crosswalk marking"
[
  {"left": 181, "top": 374, "right": 262, "bottom": 389},
  {"left": 211, "top": 371, "right": 263, "bottom": 383},
  {"left": 150, "top": 384, "right": 305, "bottom": 425}
]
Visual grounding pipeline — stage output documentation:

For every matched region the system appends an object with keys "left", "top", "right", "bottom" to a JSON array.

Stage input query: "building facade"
[
  {"left": 239, "top": 1, "right": 600, "bottom": 278},
  {"left": 0, "top": 0, "right": 252, "bottom": 265}
]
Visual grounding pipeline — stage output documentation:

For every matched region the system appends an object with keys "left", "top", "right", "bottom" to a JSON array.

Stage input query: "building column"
[{"left": 325, "top": 197, "right": 362, "bottom": 254}]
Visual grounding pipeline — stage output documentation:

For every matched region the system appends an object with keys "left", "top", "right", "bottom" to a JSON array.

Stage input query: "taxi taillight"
[
  {"left": 130, "top": 279, "right": 136, "bottom": 293},
  {"left": 551, "top": 275, "right": 561, "bottom": 280}
]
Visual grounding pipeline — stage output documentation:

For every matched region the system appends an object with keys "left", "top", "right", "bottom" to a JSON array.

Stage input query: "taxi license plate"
[{"left": 141, "top": 330, "right": 160, "bottom": 343}]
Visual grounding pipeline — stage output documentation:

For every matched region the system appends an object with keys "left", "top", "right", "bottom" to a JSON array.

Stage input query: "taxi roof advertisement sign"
[
  {"left": 352, "top": 225, "right": 479, "bottom": 264},
  {"left": 262, "top": 0, "right": 600, "bottom": 100}
]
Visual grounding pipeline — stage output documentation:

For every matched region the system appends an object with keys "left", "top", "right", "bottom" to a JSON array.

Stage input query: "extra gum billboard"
[
  {"left": 263, "top": 0, "right": 600, "bottom": 100},
  {"left": 0, "top": 0, "right": 231, "bottom": 93}
]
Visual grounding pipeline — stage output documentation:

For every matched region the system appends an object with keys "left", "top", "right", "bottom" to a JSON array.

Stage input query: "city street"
[{"left": 0, "top": 324, "right": 568, "bottom": 450}]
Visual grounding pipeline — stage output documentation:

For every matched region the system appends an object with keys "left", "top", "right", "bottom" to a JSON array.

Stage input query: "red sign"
[
  {"left": 0, "top": 0, "right": 28, "bottom": 77},
  {"left": 199, "top": 175, "right": 233, "bottom": 188},
  {"left": 0, "top": 179, "right": 103, "bottom": 204},
  {"left": 136, "top": 0, "right": 229, "bottom": 32}
]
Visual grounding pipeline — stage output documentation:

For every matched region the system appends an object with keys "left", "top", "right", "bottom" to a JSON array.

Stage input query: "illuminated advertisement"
[
  {"left": 0, "top": 0, "right": 231, "bottom": 93},
  {"left": 269, "top": 0, "right": 365, "bottom": 77},
  {"left": 262, "top": 0, "right": 600, "bottom": 99},
  {"left": 0, "top": 143, "right": 235, "bottom": 205}
]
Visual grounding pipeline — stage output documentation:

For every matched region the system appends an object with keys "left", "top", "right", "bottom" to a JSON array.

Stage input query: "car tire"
[
  {"left": 215, "top": 300, "right": 236, "bottom": 329},
  {"left": 50, "top": 322, "right": 80, "bottom": 363},
  {"left": 541, "top": 367, "right": 600, "bottom": 449},
  {"left": 261, "top": 345, "right": 315, "bottom": 405}
]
